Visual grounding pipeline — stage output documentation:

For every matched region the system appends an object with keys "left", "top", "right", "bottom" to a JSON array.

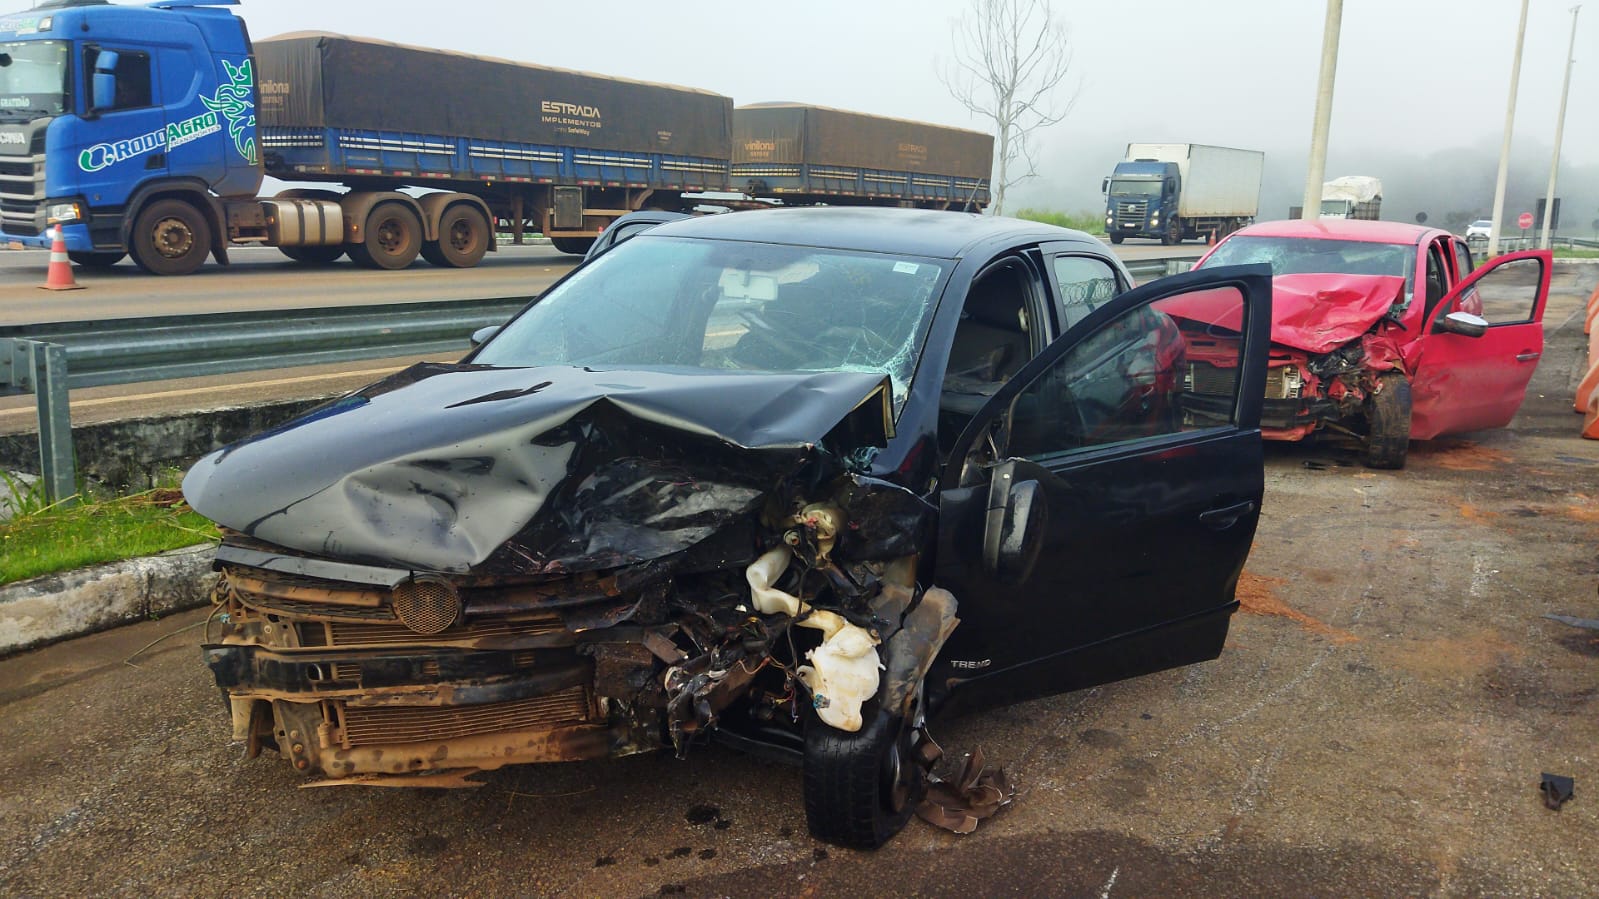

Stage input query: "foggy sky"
[{"left": 224, "top": 1, "right": 1596, "bottom": 231}]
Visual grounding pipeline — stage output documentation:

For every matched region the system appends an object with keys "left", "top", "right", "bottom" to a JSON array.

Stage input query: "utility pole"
[
  {"left": 1540, "top": 5, "right": 1581, "bottom": 249},
  {"left": 1301, "top": 0, "right": 1343, "bottom": 220},
  {"left": 1489, "top": 0, "right": 1531, "bottom": 255}
]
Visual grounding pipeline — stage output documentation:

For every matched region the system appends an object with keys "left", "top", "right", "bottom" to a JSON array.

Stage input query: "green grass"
[
  {"left": 1553, "top": 247, "right": 1599, "bottom": 259},
  {"left": 0, "top": 479, "right": 218, "bottom": 587},
  {"left": 1012, "top": 208, "right": 1107, "bottom": 236}
]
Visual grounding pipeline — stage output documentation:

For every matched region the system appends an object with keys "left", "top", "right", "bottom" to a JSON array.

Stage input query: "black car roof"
[{"left": 644, "top": 206, "right": 1098, "bottom": 259}]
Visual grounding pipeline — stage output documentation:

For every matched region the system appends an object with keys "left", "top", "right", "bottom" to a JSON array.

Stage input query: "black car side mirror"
[
  {"left": 1434, "top": 311, "right": 1488, "bottom": 338},
  {"left": 982, "top": 460, "right": 1048, "bottom": 585},
  {"left": 469, "top": 325, "right": 500, "bottom": 347}
]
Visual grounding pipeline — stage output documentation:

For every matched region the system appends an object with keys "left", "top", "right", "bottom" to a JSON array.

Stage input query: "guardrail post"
[{"left": 0, "top": 337, "right": 77, "bottom": 506}]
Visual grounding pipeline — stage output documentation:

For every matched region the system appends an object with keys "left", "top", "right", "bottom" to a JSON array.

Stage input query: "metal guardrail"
[
  {"left": 1126, "top": 257, "right": 1196, "bottom": 281},
  {"left": 1471, "top": 236, "right": 1599, "bottom": 253},
  {"left": 1, "top": 296, "right": 530, "bottom": 390},
  {"left": 1, "top": 338, "right": 76, "bottom": 503}
]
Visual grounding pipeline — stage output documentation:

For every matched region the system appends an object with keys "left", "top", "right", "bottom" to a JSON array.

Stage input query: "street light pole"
[
  {"left": 1489, "top": 0, "right": 1531, "bottom": 255},
  {"left": 1301, "top": 0, "right": 1343, "bottom": 220},
  {"left": 1539, "top": 5, "right": 1581, "bottom": 250}
]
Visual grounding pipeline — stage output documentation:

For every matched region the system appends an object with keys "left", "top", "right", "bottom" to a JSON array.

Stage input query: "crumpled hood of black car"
[{"left": 183, "top": 363, "right": 895, "bottom": 575}]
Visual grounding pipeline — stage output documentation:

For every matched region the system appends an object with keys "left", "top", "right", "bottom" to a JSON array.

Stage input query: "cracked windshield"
[{"left": 474, "top": 235, "right": 949, "bottom": 407}]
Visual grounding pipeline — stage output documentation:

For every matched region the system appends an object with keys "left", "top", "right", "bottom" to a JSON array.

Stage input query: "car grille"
[
  {"left": 305, "top": 617, "right": 566, "bottom": 648},
  {"left": 1186, "top": 363, "right": 1302, "bottom": 400},
  {"left": 1114, "top": 199, "right": 1148, "bottom": 229},
  {"left": 335, "top": 686, "right": 593, "bottom": 748},
  {"left": 0, "top": 155, "right": 45, "bottom": 236},
  {"left": 1187, "top": 362, "right": 1236, "bottom": 396}
]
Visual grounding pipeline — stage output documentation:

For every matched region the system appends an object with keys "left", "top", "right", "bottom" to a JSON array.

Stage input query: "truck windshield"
[
  {"left": 1200, "top": 236, "right": 1412, "bottom": 279},
  {"left": 473, "top": 235, "right": 950, "bottom": 410},
  {"left": 1108, "top": 180, "right": 1163, "bottom": 197},
  {"left": 0, "top": 41, "right": 70, "bottom": 118}
]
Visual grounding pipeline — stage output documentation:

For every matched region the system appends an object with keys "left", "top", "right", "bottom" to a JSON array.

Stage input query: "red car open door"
[{"left": 1408, "top": 250, "right": 1550, "bottom": 440}]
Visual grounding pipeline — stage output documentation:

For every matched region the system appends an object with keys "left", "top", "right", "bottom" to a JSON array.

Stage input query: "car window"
[
  {"left": 1006, "top": 285, "right": 1247, "bottom": 458},
  {"left": 1423, "top": 241, "right": 1451, "bottom": 316},
  {"left": 1463, "top": 257, "right": 1544, "bottom": 325},
  {"left": 1051, "top": 254, "right": 1122, "bottom": 329},
  {"left": 475, "top": 236, "right": 949, "bottom": 408},
  {"left": 84, "top": 47, "right": 154, "bottom": 110},
  {"left": 1451, "top": 240, "right": 1474, "bottom": 281}
]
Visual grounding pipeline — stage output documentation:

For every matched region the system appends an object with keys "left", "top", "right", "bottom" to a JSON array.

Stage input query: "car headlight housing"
[{"left": 47, "top": 201, "right": 83, "bottom": 224}]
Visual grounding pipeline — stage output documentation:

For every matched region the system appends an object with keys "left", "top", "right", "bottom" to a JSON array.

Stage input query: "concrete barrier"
[{"left": 0, "top": 543, "right": 217, "bottom": 657}]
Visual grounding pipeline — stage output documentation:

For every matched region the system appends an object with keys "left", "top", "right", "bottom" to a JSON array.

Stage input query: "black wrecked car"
[{"left": 185, "top": 207, "right": 1272, "bottom": 848}]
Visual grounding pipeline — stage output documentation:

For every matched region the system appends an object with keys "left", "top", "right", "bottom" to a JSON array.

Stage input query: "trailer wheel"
[
  {"left": 68, "top": 251, "right": 125, "bottom": 269},
  {"left": 1364, "top": 372, "right": 1412, "bottom": 470},
  {"left": 279, "top": 245, "right": 345, "bottom": 265},
  {"left": 550, "top": 237, "right": 594, "bottom": 255},
  {"left": 349, "top": 202, "right": 422, "bottom": 270},
  {"left": 130, "top": 199, "right": 211, "bottom": 275},
  {"left": 421, "top": 204, "right": 490, "bottom": 268}
]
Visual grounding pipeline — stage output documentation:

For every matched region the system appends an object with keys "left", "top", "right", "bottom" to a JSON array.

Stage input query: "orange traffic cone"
[
  {"left": 40, "top": 227, "right": 82, "bottom": 291},
  {"left": 1208, "top": 230, "right": 1217, "bottom": 246}
]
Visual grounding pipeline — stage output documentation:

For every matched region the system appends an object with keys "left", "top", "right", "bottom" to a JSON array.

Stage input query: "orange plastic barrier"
[
  {"left": 1577, "top": 358, "right": 1599, "bottom": 414},
  {"left": 1584, "top": 391, "right": 1599, "bottom": 440},
  {"left": 1585, "top": 284, "right": 1599, "bottom": 334}
]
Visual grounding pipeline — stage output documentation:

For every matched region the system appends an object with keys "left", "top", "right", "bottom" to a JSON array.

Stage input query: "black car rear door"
[{"left": 928, "top": 264, "right": 1272, "bottom": 711}]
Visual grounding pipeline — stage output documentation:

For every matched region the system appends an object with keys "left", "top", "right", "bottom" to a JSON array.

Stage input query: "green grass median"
[{"left": 1, "top": 474, "right": 218, "bottom": 587}]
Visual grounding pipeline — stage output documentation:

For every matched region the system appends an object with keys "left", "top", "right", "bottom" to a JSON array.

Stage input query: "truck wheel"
[
  {"left": 1109, "top": 234, "right": 1125, "bottom": 245},
  {"left": 803, "top": 701, "right": 928, "bottom": 849},
  {"left": 349, "top": 203, "right": 422, "bottom": 270},
  {"left": 421, "top": 205, "right": 490, "bottom": 268},
  {"left": 279, "top": 245, "right": 345, "bottom": 265},
  {"left": 550, "top": 237, "right": 594, "bottom": 255},
  {"left": 68, "top": 251, "right": 125, "bottom": 269},
  {"left": 130, "top": 199, "right": 211, "bottom": 275},
  {"left": 1364, "top": 372, "right": 1412, "bottom": 470},
  {"left": 1161, "top": 218, "right": 1182, "bottom": 246}
]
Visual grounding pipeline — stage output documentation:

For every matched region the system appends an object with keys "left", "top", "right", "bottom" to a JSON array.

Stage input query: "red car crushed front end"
[{"left": 1162, "top": 274, "right": 1410, "bottom": 440}]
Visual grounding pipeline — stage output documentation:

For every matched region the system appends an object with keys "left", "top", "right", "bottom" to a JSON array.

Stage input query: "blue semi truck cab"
[
  {"left": 0, "top": 0, "right": 268, "bottom": 269},
  {"left": 1102, "top": 161, "right": 1179, "bottom": 245},
  {"left": 1101, "top": 142, "right": 1264, "bottom": 246}
]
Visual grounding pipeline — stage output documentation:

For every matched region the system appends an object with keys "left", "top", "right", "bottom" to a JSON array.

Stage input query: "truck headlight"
[
  {"left": 1151, "top": 214, "right": 1160, "bottom": 224},
  {"left": 47, "top": 201, "right": 82, "bottom": 223}
]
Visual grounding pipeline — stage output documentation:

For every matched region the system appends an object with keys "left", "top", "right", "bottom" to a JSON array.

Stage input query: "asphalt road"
[
  {"left": 0, "top": 239, "right": 1203, "bottom": 325},
  {"left": 1, "top": 267, "right": 1595, "bottom": 897}
]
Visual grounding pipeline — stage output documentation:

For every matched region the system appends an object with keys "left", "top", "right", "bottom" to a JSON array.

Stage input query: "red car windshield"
[{"left": 1201, "top": 236, "right": 1412, "bottom": 280}]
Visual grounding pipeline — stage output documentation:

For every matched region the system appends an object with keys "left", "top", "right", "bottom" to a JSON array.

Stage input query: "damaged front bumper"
[{"left": 201, "top": 482, "right": 946, "bottom": 784}]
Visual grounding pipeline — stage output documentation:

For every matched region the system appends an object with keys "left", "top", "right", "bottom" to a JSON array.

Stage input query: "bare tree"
[{"left": 940, "top": 0, "right": 1078, "bottom": 216}]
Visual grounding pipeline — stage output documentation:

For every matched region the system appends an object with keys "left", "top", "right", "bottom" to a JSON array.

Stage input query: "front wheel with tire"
[
  {"left": 803, "top": 704, "right": 928, "bottom": 849},
  {"left": 1364, "top": 372, "right": 1412, "bottom": 469},
  {"left": 1161, "top": 217, "right": 1182, "bottom": 245},
  {"left": 130, "top": 199, "right": 211, "bottom": 275},
  {"left": 348, "top": 202, "right": 422, "bottom": 270},
  {"left": 1109, "top": 233, "right": 1125, "bottom": 245},
  {"left": 420, "top": 204, "right": 490, "bottom": 268},
  {"left": 68, "top": 251, "right": 125, "bottom": 269},
  {"left": 279, "top": 245, "right": 345, "bottom": 265}
]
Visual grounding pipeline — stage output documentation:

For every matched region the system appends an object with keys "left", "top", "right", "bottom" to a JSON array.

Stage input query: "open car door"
[
  {"left": 928, "top": 264, "right": 1273, "bottom": 713},
  {"left": 1408, "top": 250, "right": 1550, "bottom": 439}
]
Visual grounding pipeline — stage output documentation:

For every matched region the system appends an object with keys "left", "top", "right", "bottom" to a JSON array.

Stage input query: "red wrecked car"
[{"left": 1186, "top": 219, "right": 1550, "bottom": 468}]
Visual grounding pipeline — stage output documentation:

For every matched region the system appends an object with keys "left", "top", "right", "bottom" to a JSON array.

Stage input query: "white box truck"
[{"left": 1102, "top": 143, "right": 1265, "bottom": 245}]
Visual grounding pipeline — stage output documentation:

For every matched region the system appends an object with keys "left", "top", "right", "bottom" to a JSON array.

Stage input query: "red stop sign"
[{"left": 1518, "top": 212, "right": 1534, "bottom": 229}]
